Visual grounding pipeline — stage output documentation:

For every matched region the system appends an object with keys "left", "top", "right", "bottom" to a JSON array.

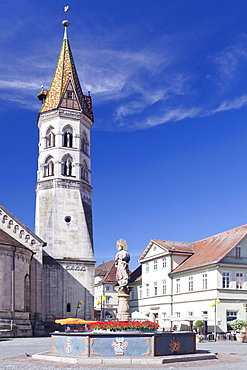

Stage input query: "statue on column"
[
  {"left": 115, "top": 239, "right": 130, "bottom": 287},
  {"left": 115, "top": 239, "right": 132, "bottom": 321}
]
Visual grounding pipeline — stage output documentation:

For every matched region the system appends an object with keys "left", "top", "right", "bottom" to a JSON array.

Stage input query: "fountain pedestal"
[{"left": 116, "top": 286, "right": 132, "bottom": 321}]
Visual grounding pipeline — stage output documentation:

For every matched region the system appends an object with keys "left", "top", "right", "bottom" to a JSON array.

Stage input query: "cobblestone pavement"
[{"left": 0, "top": 337, "right": 247, "bottom": 369}]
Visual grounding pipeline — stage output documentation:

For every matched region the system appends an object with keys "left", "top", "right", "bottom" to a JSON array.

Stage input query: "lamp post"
[
  {"left": 100, "top": 295, "right": 106, "bottom": 321},
  {"left": 75, "top": 300, "right": 84, "bottom": 318},
  {"left": 210, "top": 298, "right": 220, "bottom": 341}
]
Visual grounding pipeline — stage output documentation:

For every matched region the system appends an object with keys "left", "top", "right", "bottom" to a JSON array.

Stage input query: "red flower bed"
[{"left": 89, "top": 320, "right": 159, "bottom": 331}]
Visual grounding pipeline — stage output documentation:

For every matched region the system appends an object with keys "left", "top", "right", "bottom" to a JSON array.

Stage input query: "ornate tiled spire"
[{"left": 39, "top": 21, "right": 93, "bottom": 121}]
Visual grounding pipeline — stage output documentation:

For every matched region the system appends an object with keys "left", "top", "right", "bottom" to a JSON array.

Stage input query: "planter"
[{"left": 236, "top": 335, "right": 245, "bottom": 343}]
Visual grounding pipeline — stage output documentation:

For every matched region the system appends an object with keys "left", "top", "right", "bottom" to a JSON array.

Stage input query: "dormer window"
[
  {"left": 67, "top": 91, "right": 73, "bottom": 99},
  {"left": 235, "top": 246, "right": 242, "bottom": 258}
]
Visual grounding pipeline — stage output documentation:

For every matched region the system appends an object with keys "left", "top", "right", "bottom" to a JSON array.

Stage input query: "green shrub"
[
  {"left": 195, "top": 320, "right": 203, "bottom": 328},
  {"left": 230, "top": 319, "right": 247, "bottom": 331}
]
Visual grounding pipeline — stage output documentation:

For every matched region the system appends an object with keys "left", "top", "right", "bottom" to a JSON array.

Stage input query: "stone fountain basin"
[{"left": 51, "top": 331, "right": 195, "bottom": 357}]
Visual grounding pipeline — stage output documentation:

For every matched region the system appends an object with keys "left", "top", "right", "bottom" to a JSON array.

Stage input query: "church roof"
[
  {"left": 39, "top": 22, "right": 93, "bottom": 121},
  {"left": 170, "top": 224, "right": 247, "bottom": 274},
  {"left": 0, "top": 229, "right": 29, "bottom": 249}
]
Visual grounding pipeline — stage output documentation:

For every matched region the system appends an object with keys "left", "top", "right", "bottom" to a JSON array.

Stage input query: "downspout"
[
  {"left": 170, "top": 252, "right": 174, "bottom": 329},
  {"left": 170, "top": 252, "right": 174, "bottom": 314},
  {"left": 29, "top": 252, "right": 35, "bottom": 334},
  {"left": 11, "top": 246, "right": 16, "bottom": 337}
]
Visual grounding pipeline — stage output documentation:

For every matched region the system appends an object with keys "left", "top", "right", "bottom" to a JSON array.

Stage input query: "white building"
[{"left": 129, "top": 224, "right": 247, "bottom": 334}]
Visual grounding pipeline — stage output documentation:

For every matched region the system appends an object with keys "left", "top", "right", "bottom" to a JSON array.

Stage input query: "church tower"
[{"left": 35, "top": 20, "right": 95, "bottom": 324}]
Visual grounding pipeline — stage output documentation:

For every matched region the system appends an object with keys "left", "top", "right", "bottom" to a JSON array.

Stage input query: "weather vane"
[
  {"left": 63, "top": 5, "right": 70, "bottom": 15},
  {"left": 62, "top": 5, "right": 70, "bottom": 30}
]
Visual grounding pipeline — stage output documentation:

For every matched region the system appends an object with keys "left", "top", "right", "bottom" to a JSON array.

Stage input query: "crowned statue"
[{"left": 115, "top": 239, "right": 130, "bottom": 287}]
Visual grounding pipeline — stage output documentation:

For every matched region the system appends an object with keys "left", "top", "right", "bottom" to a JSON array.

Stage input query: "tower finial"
[{"left": 62, "top": 5, "right": 70, "bottom": 39}]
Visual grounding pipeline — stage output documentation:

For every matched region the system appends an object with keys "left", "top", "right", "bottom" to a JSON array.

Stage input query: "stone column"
[{"left": 116, "top": 286, "right": 132, "bottom": 321}]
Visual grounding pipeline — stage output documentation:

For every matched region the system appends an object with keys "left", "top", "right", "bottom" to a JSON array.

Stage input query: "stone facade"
[
  {"left": 0, "top": 204, "right": 44, "bottom": 337},
  {"left": 0, "top": 22, "right": 95, "bottom": 336},
  {"left": 35, "top": 23, "right": 95, "bottom": 328}
]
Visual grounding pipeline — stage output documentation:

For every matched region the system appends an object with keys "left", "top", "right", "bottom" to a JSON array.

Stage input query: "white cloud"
[
  {"left": 0, "top": 79, "right": 41, "bottom": 91},
  {"left": 133, "top": 107, "right": 201, "bottom": 129},
  {"left": 115, "top": 101, "right": 146, "bottom": 119},
  {"left": 3, "top": 28, "right": 247, "bottom": 131},
  {"left": 210, "top": 35, "right": 247, "bottom": 88},
  {"left": 210, "top": 95, "right": 247, "bottom": 114}
]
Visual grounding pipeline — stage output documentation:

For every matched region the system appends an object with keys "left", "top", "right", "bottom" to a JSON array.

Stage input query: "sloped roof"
[
  {"left": 138, "top": 239, "right": 193, "bottom": 261},
  {"left": 171, "top": 224, "right": 247, "bottom": 274},
  {"left": 129, "top": 265, "right": 142, "bottom": 284},
  {"left": 0, "top": 203, "right": 45, "bottom": 245},
  {"left": 0, "top": 229, "right": 28, "bottom": 248},
  {"left": 39, "top": 25, "right": 93, "bottom": 121},
  {"left": 95, "top": 260, "right": 117, "bottom": 285},
  {"left": 153, "top": 240, "right": 194, "bottom": 254}
]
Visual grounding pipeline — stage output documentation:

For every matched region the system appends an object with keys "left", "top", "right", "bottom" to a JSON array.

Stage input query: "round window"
[{"left": 64, "top": 216, "right": 71, "bottom": 223}]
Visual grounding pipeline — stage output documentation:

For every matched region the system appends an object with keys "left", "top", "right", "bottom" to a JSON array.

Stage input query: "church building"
[{"left": 0, "top": 20, "right": 95, "bottom": 336}]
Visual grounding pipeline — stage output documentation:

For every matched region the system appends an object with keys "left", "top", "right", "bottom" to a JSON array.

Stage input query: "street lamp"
[
  {"left": 210, "top": 298, "right": 220, "bottom": 341},
  {"left": 100, "top": 295, "right": 106, "bottom": 321},
  {"left": 75, "top": 300, "right": 84, "bottom": 318}
]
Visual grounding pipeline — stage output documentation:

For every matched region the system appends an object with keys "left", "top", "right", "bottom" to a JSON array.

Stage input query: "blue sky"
[{"left": 2, "top": 1, "right": 247, "bottom": 269}]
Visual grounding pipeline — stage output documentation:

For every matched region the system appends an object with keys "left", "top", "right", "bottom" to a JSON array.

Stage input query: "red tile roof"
[
  {"left": 95, "top": 260, "right": 117, "bottom": 285},
  {"left": 171, "top": 224, "right": 247, "bottom": 274},
  {"left": 129, "top": 265, "right": 142, "bottom": 284}
]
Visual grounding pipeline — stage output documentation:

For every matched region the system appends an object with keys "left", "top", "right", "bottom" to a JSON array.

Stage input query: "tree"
[{"left": 194, "top": 320, "right": 204, "bottom": 334}]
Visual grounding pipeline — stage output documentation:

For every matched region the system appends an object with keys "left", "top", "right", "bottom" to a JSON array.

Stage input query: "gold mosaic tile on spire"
[{"left": 40, "top": 33, "right": 93, "bottom": 121}]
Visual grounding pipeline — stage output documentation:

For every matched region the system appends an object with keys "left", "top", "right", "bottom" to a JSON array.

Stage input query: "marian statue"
[{"left": 115, "top": 239, "right": 130, "bottom": 286}]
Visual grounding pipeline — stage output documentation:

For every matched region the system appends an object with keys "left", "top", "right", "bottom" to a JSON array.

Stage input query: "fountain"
[{"left": 51, "top": 239, "right": 195, "bottom": 357}]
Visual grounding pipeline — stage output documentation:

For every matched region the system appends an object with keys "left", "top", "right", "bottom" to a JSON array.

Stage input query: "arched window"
[
  {"left": 62, "top": 126, "right": 73, "bottom": 148},
  {"left": 81, "top": 161, "right": 89, "bottom": 182},
  {"left": 24, "top": 274, "right": 30, "bottom": 312},
  {"left": 44, "top": 156, "right": 54, "bottom": 177},
  {"left": 45, "top": 126, "right": 55, "bottom": 148},
  {"left": 81, "top": 132, "right": 89, "bottom": 154},
  {"left": 62, "top": 155, "right": 73, "bottom": 176}
]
